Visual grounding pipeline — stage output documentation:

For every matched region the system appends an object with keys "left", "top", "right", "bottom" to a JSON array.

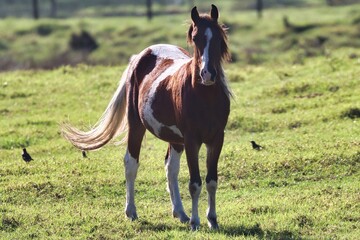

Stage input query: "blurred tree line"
[{"left": 0, "top": 0, "right": 358, "bottom": 19}]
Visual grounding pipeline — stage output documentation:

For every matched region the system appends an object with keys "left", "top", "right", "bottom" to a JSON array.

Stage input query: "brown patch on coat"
[
  {"left": 137, "top": 58, "right": 175, "bottom": 135},
  {"left": 158, "top": 126, "right": 183, "bottom": 143}
]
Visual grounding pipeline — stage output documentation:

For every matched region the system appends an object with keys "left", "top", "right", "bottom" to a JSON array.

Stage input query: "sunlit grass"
[
  {"left": 1, "top": 4, "right": 360, "bottom": 239},
  {"left": 1, "top": 50, "right": 359, "bottom": 238}
]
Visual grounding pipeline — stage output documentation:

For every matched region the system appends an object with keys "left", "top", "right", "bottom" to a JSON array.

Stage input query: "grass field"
[
  {"left": 1, "top": 4, "right": 360, "bottom": 240},
  {"left": 1, "top": 3, "right": 360, "bottom": 70}
]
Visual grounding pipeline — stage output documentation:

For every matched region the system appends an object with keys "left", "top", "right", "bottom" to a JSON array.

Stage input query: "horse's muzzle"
[
  {"left": 200, "top": 68, "right": 217, "bottom": 86},
  {"left": 201, "top": 79, "right": 215, "bottom": 86}
]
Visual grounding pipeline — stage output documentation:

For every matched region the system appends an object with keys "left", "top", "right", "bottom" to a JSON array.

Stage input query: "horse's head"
[{"left": 187, "top": 5, "right": 230, "bottom": 86}]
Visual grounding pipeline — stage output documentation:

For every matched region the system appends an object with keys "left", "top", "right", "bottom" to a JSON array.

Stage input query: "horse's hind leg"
[
  {"left": 124, "top": 120, "right": 146, "bottom": 221},
  {"left": 165, "top": 144, "right": 189, "bottom": 223}
]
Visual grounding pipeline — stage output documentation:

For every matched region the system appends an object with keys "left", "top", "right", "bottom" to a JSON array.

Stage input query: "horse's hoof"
[
  {"left": 126, "top": 212, "right": 138, "bottom": 221},
  {"left": 125, "top": 205, "right": 138, "bottom": 221},
  {"left": 208, "top": 222, "right": 219, "bottom": 230},
  {"left": 130, "top": 214, "right": 138, "bottom": 221},
  {"left": 180, "top": 215, "right": 190, "bottom": 223},
  {"left": 173, "top": 210, "right": 190, "bottom": 223},
  {"left": 207, "top": 216, "right": 218, "bottom": 230},
  {"left": 190, "top": 224, "right": 200, "bottom": 231},
  {"left": 190, "top": 218, "right": 200, "bottom": 231}
]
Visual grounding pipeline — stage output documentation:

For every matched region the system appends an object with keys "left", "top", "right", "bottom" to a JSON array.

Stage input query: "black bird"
[
  {"left": 82, "top": 150, "right": 87, "bottom": 158},
  {"left": 250, "top": 141, "right": 263, "bottom": 151},
  {"left": 22, "top": 148, "right": 33, "bottom": 162},
  {"left": 283, "top": 16, "right": 319, "bottom": 33}
]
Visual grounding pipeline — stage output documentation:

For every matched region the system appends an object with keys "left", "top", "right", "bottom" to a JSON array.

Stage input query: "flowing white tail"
[{"left": 61, "top": 65, "right": 131, "bottom": 150}]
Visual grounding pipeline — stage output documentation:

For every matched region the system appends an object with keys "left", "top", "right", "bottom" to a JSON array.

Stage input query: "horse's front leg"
[
  {"left": 184, "top": 137, "right": 202, "bottom": 230},
  {"left": 165, "top": 144, "right": 189, "bottom": 223},
  {"left": 205, "top": 132, "right": 225, "bottom": 230}
]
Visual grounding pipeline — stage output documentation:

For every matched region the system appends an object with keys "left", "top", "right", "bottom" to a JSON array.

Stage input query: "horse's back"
[{"left": 146, "top": 44, "right": 191, "bottom": 61}]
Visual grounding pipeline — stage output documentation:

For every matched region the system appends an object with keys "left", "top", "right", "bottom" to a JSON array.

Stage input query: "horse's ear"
[
  {"left": 210, "top": 4, "right": 219, "bottom": 22},
  {"left": 191, "top": 6, "right": 200, "bottom": 24}
]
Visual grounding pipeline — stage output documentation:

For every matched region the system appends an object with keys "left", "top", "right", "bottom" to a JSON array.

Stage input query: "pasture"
[{"left": 1, "top": 4, "right": 360, "bottom": 239}]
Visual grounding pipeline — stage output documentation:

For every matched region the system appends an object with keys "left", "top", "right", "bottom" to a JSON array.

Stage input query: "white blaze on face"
[{"left": 200, "top": 28, "right": 213, "bottom": 83}]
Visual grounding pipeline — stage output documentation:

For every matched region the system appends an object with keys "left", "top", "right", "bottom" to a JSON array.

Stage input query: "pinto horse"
[{"left": 62, "top": 4, "right": 231, "bottom": 230}]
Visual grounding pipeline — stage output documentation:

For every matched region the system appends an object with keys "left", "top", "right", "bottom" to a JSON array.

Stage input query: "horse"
[{"left": 62, "top": 4, "right": 231, "bottom": 230}]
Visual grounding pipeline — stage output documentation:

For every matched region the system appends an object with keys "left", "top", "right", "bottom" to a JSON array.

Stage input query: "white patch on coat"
[
  {"left": 150, "top": 44, "right": 189, "bottom": 60},
  {"left": 142, "top": 46, "right": 191, "bottom": 138}
]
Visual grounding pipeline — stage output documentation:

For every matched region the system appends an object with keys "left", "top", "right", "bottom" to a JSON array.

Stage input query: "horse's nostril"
[{"left": 201, "top": 69, "right": 208, "bottom": 77}]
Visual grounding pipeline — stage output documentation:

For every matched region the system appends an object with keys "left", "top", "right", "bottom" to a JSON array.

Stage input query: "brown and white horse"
[{"left": 62, "top": 4, "right": 231, "bottom": 230}]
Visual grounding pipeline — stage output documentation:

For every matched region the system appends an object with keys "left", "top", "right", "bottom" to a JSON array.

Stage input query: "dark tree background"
[
  {"left": 32, "top": 0, "right": 39, "bottom": 19},
  {"left": 256, "top": 0, "right": 263, "bottom": 18},
  {"left": 146, "top": 0, "right": 152, "bottom": 21}
]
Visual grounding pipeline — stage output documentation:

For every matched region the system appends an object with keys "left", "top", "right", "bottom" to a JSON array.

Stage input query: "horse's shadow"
[
  {"left": 138, "top": 219, "right": 188, "bottom": 232},
  {"left": 138, "top": 220, "right": 299, "bottom": 239},
  {"left": 219, "top": 223, "right": 298, "bottom": 239}
]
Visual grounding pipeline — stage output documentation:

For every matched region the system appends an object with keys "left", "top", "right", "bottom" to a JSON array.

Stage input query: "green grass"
[
  {"left": 1, "top": 54, "right": 359, "bottom": 239},
  {"left": 0, "top": 4, "right": 359, "bottom": 70},
  {"left": 1, "top": 4, "right": 360, "bottom": 240}
]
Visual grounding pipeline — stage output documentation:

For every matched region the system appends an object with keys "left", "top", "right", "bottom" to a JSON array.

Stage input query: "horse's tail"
[{"left": 61, "top": 65, "right": 131, "bottom": 151}]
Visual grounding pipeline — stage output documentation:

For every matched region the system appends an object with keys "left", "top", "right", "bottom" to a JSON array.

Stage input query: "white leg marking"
[
  {"left": 143, "top": 57, "right": 191, "bottom": 138},
  {"left": 206, "top": 180, "right": 219, "bottom": 229},
  {"left": 189, "top": 182, "right": 202, "bottom": 230},
  {"left": 200, "top": 28, "right": 213, "bottom": 83},
  {"left": 124, "top": 150, "right": 139, "bottom": 220},
  {"left": 165, "top": 146, "right": 189, "bottom": 223}
]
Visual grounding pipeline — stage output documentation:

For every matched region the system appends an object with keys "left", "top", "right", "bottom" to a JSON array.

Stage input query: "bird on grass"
[
  {"left": 283, "top": 16, "right": 319, "bottom": 33},
  {"left": 250, "top": 141, "right": 263, "bottom": 151},
  {"left": 22, "top": 148, "right": 33, "bottom": 162},
  {"left": 82, "top": 150, "right": 87, "bottom": 158}
]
